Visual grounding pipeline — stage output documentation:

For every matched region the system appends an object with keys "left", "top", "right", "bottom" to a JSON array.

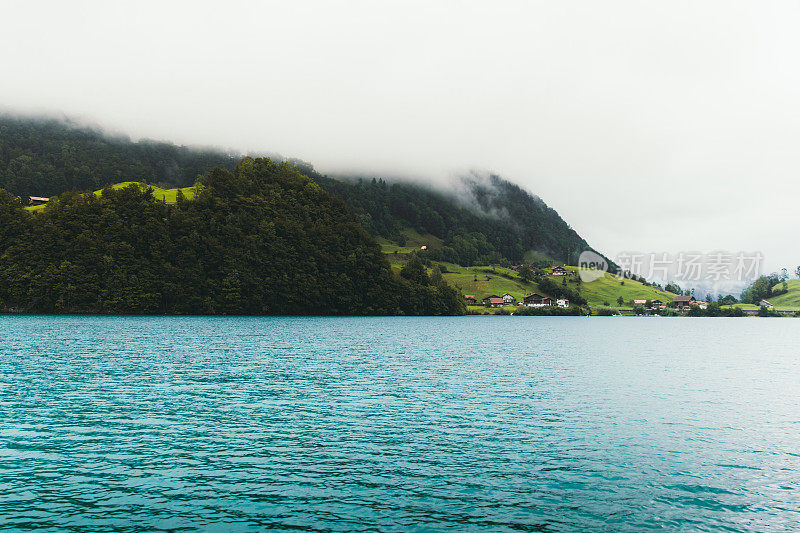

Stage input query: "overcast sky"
[{"left": 2, "top": 0, "right": 799, "bottom": 275}]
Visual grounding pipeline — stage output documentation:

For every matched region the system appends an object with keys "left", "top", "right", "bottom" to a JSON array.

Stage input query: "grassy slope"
[
  {"left": 384, "top": 245, "right": 678, "bottom": 309},
  {"left": 378, "top": 230, "right": 675, "bottom": 308},
  {"left": 380, "top": 227, "right": 445, "bottom": 256},
  {"left": 377, "top": 228, "right": 443, "bottom": 255},
  {"left": 766, "top": 279, "right": 800, "bottom": 309},
  {"left": 714, "top": 280, "right": 800, "bottom": 311},
  {"left": 576, "top": 269, "right": 676, "bottom": 307},
  {"left": 25, "top": 181, "right": 196, "bottom": 211},
  {"left": 441, "top": 264, "right": 539, "bottom": 301}
]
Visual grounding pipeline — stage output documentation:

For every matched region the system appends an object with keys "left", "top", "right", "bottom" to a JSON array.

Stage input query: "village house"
[
  {"left": 28, "top": 196, "right": 49, "bottom": 206},
  {"left": 633, "top": 299, "right": 647, "bottom": 306},
  {"left": 523, "top": 293, "right": 552, "bottom": 307},
  {"left": 551, "top": 266, "right": 568, "bottom": 276},
  {"left": 556, "top": 298, "right": 569, "bottom": 308},
  {"left": 464, "top": 295, "right": 477, "bottom": 305},
  {"left": 484, "top": 297, "right": 504, "bottom": 308},
  {"left": 501, "top": 293, "right": 516, "bottom": 305},
  {"left": 759, "top": 299, "right": 774, "bottom": 309},
  {"left": 673, "top": 295, "right": 696, "bottom": 310}
]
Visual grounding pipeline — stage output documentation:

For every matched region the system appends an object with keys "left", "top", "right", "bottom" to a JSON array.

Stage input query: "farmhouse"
[
  {"left": 551, "top": 266, "right": 568, "bottom": 276},
  {"left": 556, "top": 298, "right": 569, "bottom": 308},
  {"left": 523, "top": 293, "right": 552, "bottom": 307},
  {"left": 673, "top": 295, "right": 696, "bottom": 309},
  {"left": 633, "top": 299, "right": 647, "bottom": 306},
  {"left": 464, "top": 295, "right": 477, "bottom": 305},
  {"left": 28, "top": 196, "right": 49, "bottom": 206},
  {"left": 759, "top": 299, "right": 774, "bottom": 309},
  {"left": 485, "top": 297, "right": 504, "bottom": 308},
  {"left": 651, "top": 299, "right": 664, "bottom": 309},
  {"left": 501, "top": 293, "right": 516, "bottom": 305}
]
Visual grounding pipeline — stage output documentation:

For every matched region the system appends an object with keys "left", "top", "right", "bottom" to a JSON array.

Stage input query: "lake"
[{"left": 1, "top": 316, "right": 798, "bottom": 531}]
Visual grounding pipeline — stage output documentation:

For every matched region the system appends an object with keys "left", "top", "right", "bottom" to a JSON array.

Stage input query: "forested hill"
[
  {"left": 1, "top": 114, "right": 603, "bottom": 266},
  {"left": 311, "top": 172, "right": 599, "bottom": 266},
  {"left": 0, "top": 115, "right": 236, "bottom": 196},
  {"left": 0, "top": 158, "right": 463, "bottom": 315}
]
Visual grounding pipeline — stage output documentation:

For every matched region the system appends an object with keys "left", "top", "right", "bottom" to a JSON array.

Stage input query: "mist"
[{"left": 2, "top": 0, "right": 800, "bottom": 275}]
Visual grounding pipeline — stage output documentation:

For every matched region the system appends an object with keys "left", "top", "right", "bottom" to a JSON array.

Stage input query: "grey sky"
[{"left": 2, "top": 0, "right": 798, "bottom": 274}]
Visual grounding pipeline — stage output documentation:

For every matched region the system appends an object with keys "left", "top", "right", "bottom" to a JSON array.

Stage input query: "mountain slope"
[
  {"left": 1, "top": 114, "right": 607, "bottom": 267},
  {"left": 312, "top": 173, "right": 605, "bottom": 266}
]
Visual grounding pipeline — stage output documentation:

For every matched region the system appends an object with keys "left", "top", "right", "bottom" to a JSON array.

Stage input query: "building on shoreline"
[
  {"left": 484, "top": 297, "right": 504, "bottom": 308},
  {"left": 524, "top": 293, "right": 552, "bottom": 307},
  {"left": 673, "top": 295, "right": 696, "bottom": 310}
]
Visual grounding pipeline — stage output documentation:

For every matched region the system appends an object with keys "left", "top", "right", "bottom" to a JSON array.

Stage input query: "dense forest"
[
  {"left": 0, "top": 158, "right": 463, "bottom": 315},
  {"left": 0, "top": 115, "right": 236, "bottom": 196},
  {"left": 0, "top": 114, "right": 605, "bottom": 267},
  {"left": 314, "top": 172, "right": 602, "bottom": 266}
]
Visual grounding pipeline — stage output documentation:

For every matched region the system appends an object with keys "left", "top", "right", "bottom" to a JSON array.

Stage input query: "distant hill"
[
  {"left": 1, "top": 114, "right": 609, "bottom": 267},
  {"left": 311, "top": 172, "right": 608, "bottom": 267}
]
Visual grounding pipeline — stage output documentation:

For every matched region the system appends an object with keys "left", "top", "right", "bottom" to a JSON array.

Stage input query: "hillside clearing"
[{"left": 24, "top": 182, "right": 197, "bottom": 211}]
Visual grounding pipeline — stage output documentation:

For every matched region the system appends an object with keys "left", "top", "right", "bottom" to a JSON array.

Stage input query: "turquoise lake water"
[{"left": 1, "top": 316, "right": 799, "bottom": 531}]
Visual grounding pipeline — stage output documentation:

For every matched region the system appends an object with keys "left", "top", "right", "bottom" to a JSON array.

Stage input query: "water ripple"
[{"left": 1, "top": 315, "right": 799, "bottom": 531}]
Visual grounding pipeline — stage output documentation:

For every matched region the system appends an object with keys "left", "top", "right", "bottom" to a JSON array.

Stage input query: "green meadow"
[
  {"left": 378, "top": 228, "right": 443, "bottom": 254},
  {"left": 768, "top": 279, "right": 800, "bottom": 308},
  {"left": 441, "top": 264, "right": 537, "bottom": 301},
  {"left": 575, "top": 269, "right": 676, "bottom": 307},
  {"left": 25, "top": 182, "right": 197, "bottom": 211},
  {"left": 383, "top": 243, "right": 680, "bottom": 311}
]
